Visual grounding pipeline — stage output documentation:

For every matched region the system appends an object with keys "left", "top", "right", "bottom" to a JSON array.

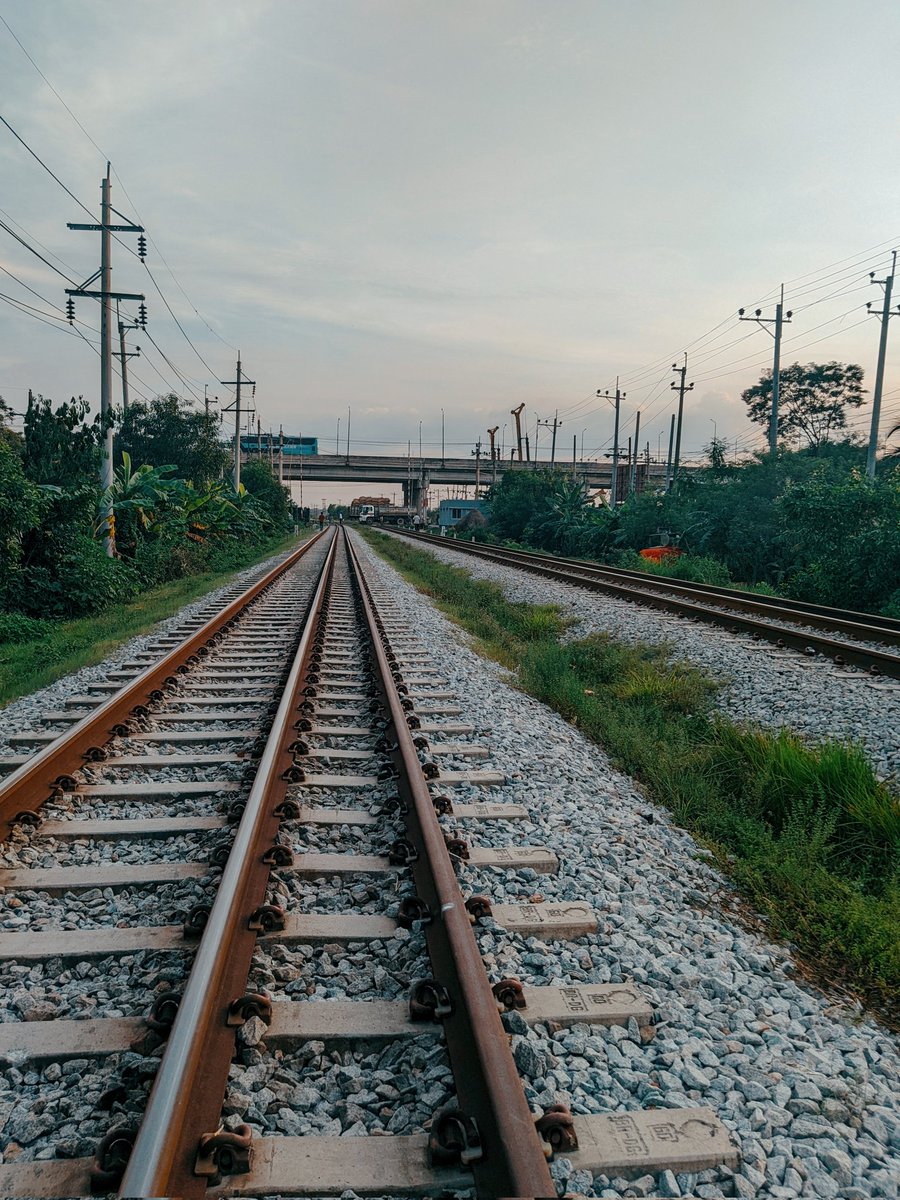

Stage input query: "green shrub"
[
  {"left": 0, "top": 612, "right": 55, "bottom": 644},
  {"left": 24, "top": 534, "right": 140, "bottom": 618}
]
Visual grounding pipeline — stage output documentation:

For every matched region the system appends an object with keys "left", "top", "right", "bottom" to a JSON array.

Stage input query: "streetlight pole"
[{"left": 441, "top": 408, "right": 445, "bottom": 468}]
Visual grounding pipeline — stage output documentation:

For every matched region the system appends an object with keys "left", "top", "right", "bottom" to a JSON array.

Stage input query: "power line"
[
  {"left": 0, "top": 18, "right": 236, "bottom": 383},
  {"left": 0, "top": 203, "right": 80, "bottom": 277},
  {"left": 0, "top": 14, "right": 107, "bottom": 160},
  {"left": 0, "top": 111, "right": 95, "bottom": 221},
  {"left": 0, "top": 214, "right": 76, "bottom": 283}
]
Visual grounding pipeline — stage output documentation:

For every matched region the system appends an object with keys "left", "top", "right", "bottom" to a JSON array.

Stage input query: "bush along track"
[
  {"left": 362, "top": 528, "right": 900, "bottom": 1019},
  {"left": 0, "top": 533, "right": 300, "bottom": 707}
]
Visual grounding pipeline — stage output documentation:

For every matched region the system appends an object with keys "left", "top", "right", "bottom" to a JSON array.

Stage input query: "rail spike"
[
  {"left": 535, "top": 1103, "right": 578, "bottom": 1156},
  {"left": 427, "top": 1107, "right": 483, "bottom": 1167},
  {"left": 90, "top": 1126, "right": 137, "bottom": 1194},
  {"left": 409, "top": 977, "right": 454, "bottom": 1021},
  {"left": 194, "top": 1123, "right": 253, "bottom": 1182},
  {"left": 226, "top": 992, "right": 273, "bottom": 1027},
  {"left": 248, "top": 903, "right": 286, "bottom": 932}
]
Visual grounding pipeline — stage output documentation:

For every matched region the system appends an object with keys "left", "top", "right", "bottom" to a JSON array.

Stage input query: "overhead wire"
[{"left": 0, "top": 16, "right": 236, "bottom": 400}]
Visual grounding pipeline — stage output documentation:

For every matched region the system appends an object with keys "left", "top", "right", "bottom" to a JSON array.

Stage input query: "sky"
[{"left": 2, "top": 0, "right": 900, "bottom": 503}]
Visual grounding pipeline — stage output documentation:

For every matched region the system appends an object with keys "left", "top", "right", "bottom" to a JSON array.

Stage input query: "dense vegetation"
[
  {"left": 0, "top": 391, "right": 294, "bottom": 631},
  {"left": 364, "top": 530, "right": 900, "bottom": 1014},
  {"left": 480, "top": 440, "right": 900, "bottom": 615}
]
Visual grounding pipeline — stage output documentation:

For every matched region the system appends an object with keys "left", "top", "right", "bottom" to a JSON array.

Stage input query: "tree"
[
  {"left": 705, "top": 436, "right": 730, "bottom": 474},
  {"left": 0, "top": 441, "right": 46, "bottom": 606},
  {"left": 118, "top": 394, "right": 228, "bottom": 486},
  {"left": 240, "top": 460, "right": 292, "bottom": 529},
  {"left": 741, "top": 362, "right": 865, "bottom": 451},
  {"left": 0, "top": 396, "right": 20, "bottom": 449},
  {"left": 22, "top": 394, "right": 103, "bottom": 488}
]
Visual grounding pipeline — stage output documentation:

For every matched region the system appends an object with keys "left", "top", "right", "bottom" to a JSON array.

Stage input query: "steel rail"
[
  {"left": 118, "top": 529, "right": 338, "bottom": 1198},
  {"left": 345, "top": 529, "right": 556, "bottom": 1199},
  {"left": 404, "top": 531, "right": 900, "bottom": 643},
  {"left": 396, "top": 531, "right": 900, "bottom": 679},
  {"left": 0, "top": 530, "right": 327, "bottom": 832}
]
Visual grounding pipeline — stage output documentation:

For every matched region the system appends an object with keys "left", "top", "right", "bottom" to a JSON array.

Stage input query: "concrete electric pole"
[
  {"left": 117, "top": 309, "right": 141, "bottom": 416},
  {"left": 739, "top": 287, "right": 792, "bottom": 455},
  {"left": 220, "top": 355, "right": 255, "bottom": 491},
  {"left": 597, "top": 380, "right": 624, "bottom": 506},
  {"left": 866, "top": 250, "right": 898, "bottom": 478},
  {"left": 487, "top": 425, "right": 499, "bottom": 484},
  {"left": 670, "top": 356, "right": 694, "bottom": 488},
  {"left": 537, "top": 412, "right": 561, "bottom": 466},
  {"left": 66, "top": 164, "right": 146, "bottom": 555}
]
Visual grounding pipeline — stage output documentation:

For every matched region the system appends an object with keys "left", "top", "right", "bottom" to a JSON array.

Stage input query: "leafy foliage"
[
  {"left": 240, "top": 460, "right": 293, "bottom": 530},
  {"left": 0, "top": 391, "right": 290, "bottom": 621},
  {"left": 22, "top": 394, "right": 104, "bottom": 488},
  {"left": 740, "top": 361, "right": 865, "bottom": 450},
  {"left": 0, "top": 441, "right": 47, "bottom": 607},
  {"left": 117, "top": 393, "right": 228, "bottom": 486},
  {"left": 482, "top": 442, "right": 900, "bottom": 613}
]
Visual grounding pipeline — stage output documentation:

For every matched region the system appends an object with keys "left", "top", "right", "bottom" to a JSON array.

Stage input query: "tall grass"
[{"left": 363, "top": 529, "right": 900, "bottom": 1010}]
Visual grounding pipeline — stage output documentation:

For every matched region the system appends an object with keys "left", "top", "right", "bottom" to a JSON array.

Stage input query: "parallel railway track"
[
  {"left": 0, "top": 528, "right": 738, "bottom": 1199},
  {"left": 395, "top": 531, "right": 900, "bottom": 680}
]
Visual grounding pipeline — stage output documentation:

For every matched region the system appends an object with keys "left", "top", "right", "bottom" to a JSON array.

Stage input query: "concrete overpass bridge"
[{"left": 244, "top": 451, "right": 668, "bottom": 507}]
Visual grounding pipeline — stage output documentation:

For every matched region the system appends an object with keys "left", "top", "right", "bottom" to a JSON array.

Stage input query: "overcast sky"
[{"left": 2, "top": 1, "right": 899, "bottom": 501}]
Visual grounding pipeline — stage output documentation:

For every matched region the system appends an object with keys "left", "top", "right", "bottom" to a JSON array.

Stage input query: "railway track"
[
  {"left": 0, "top": 527, "right": 738, "bottom": 1199},
  {"left": 394, "top": 532, "right": 900, "bottom": 680}
]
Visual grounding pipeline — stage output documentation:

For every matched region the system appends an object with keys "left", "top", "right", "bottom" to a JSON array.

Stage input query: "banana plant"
[{"left": 97, "top": 452, "right": 180, "bottom": 553}]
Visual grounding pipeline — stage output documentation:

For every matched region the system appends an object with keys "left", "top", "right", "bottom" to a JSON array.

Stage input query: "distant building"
[{"left": 438, "top": 499, "right": 486, "bottom": 528}]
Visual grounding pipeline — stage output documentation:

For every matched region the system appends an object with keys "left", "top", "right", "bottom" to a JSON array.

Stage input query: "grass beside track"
[
  {"left": 362, "top": 528, "right": 900, "bottom": 1017},
  {"left": 0, "top": 533, "right": 304, "bottom": 707}
]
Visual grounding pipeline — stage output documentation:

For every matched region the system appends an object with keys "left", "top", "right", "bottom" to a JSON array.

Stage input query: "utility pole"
[
  {"left": 116, "top": 303, "right": 141, "bottom": 416},
  {"left": 66, "top": 163, "right": 146, "bottom": 556},
  {"left": 441, "top": 407, "right": 445, "bottom": 468},
  {"left": 739, "top": 287, "right": 792, "bottom": 455},
  {"left": 630, "top": 410, "right": 641, "bottom": 496},
  {"left": 665, "top": 413, "right": 675, "bottom": 489},
  {"left": 510, "top": 403, "right": 526, "bottom": 461},
  {"left": 597, "top": 379, "right": 624, "bottom": 506},
  {"left": 279, "top": 424, "right": 284, "bottom": 484},
  {"left": 474, "top": 439, "right": 482, "bottom": 495},
  {"left": 866, "top": 250, "right": 898, "bottom": 478},
  {"left": 487, "top": 425, "right": 499, "bottom": 485},
  {"left": 220, "top": 354, "right": 254, "bottom": 491},
  {"left": 537, "top": 411, "right": 561, "bottom": 466},
  {"left": 670, "top": 355, "right": 694, "bottom": 488},
  {"left": 346, "top": 406, "right": 351, "bottom": 465}
]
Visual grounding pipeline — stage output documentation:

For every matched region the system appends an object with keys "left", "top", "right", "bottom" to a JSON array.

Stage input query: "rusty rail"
[
  {"left": 345, "top": 529, "right": 556, "bottom": 1198},
  {"left": 117, "top": 529, "right": 338, "bottom": 1198},
  {"left": 396, "top": 530, "right": 900, "bottom": 678},
  {"left": 0, "top": 530, "right": 327, "bottom": 832}
]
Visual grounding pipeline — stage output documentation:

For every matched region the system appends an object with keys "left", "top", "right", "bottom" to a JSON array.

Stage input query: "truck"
[{"left": 352, "top": 501, "right": 422, "bottom": 530}]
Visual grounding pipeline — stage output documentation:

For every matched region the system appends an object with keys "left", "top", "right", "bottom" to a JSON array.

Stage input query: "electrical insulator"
[
  {"left": 66, "top": 298, "right": 75, "bottom": 324},
  {"left": 138, "top": 303, "right": 148, "bottom": 328},
  {"left": 137, "top": 234, "right": 147, "bottom": 260}
]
